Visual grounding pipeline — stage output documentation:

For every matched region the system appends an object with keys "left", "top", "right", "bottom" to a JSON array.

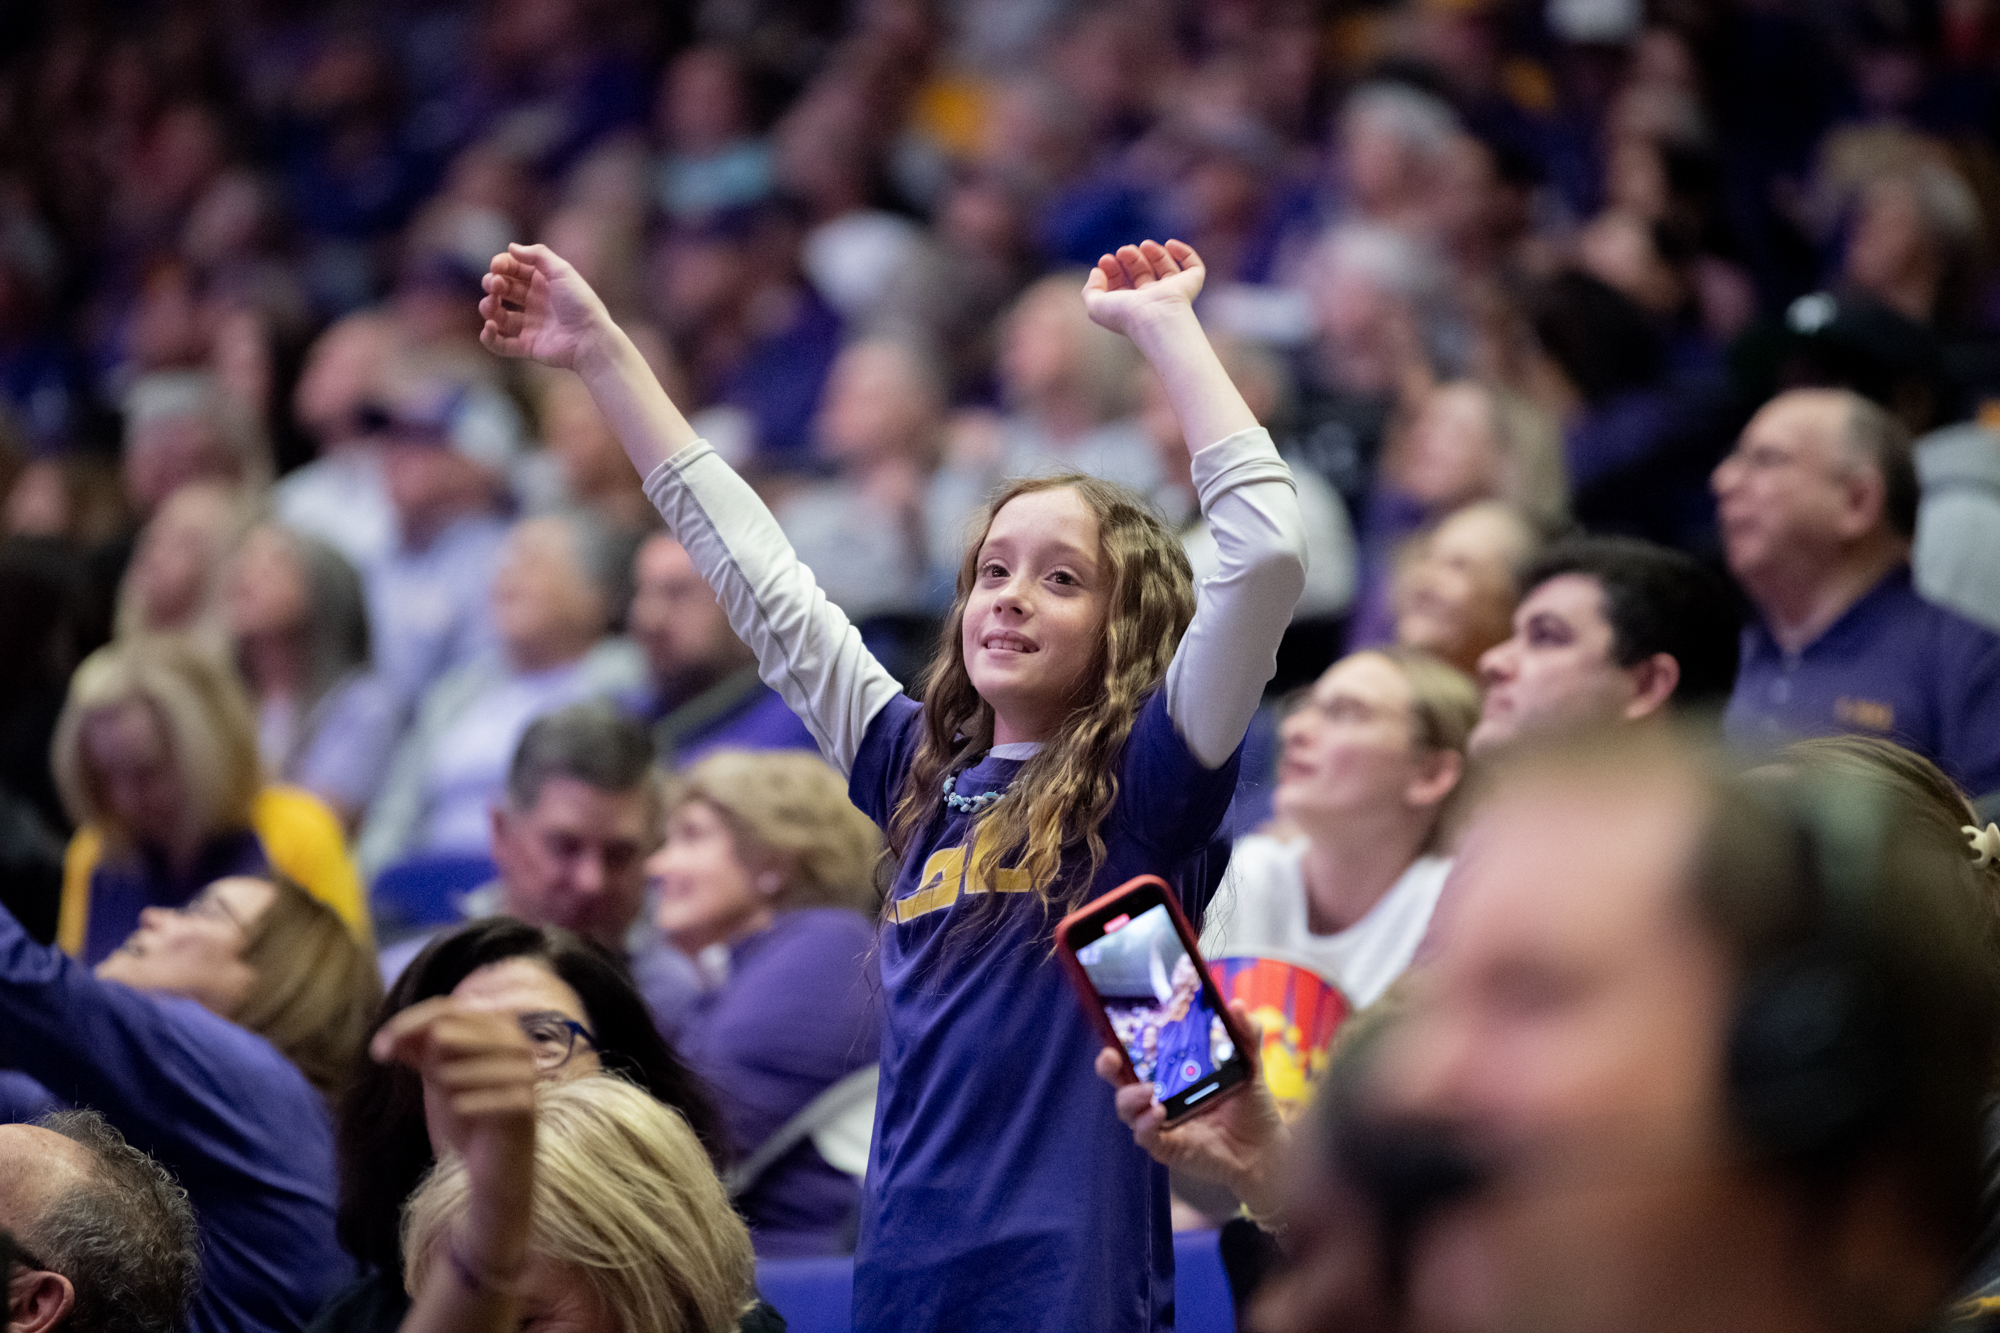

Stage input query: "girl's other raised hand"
[
  {"left": 1082, "top": 239, "right": 1207, "bottom": 338},
  {"left": 478, "top": 243, "right": 613, "bottom": 371}
]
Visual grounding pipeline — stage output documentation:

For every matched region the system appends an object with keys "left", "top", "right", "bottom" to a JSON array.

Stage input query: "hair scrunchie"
[{"left": 1964, "top": 823, "right": 2000, "bottom": 870}]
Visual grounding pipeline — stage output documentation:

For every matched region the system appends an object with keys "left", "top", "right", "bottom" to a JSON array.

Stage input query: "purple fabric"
[
  {"left": 1726, "top": 565, "right": 2000, "bottom": 797},
  {"left": 678, "top": 688, "right": 820, "bottom": 764},
  {"left": 1, "top": 900, "right": 351, "bottom": 1333},
  {"left": 844, "top": 691, "right": 1239, "bottom": 1333},
  {"left": 625, "top": 672, "right": 819, "bottom": 770},
  {"left": 364, "top": 513, "right": 507, "bottom": 719},
  {"left": 81, "top": 828, "right": 268, "bottom": 966},
  {"left": 718, "top": 285, "right": 844, "bottom": 460},
  {"left": 677, "top": 908, "right": 881, "bottom": 1257}
]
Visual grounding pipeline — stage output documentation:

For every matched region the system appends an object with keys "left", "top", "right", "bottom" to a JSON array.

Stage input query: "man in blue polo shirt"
[{"left": 1714, "top": 387, "right": 2000, "bottom": 799}]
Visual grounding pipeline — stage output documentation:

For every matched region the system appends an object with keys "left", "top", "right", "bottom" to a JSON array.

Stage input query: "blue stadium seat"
[
  {"left": 753, "top": 1257, "right": 853, "bottom": 1333},
  {"left": 754, "top": 1230, "right": 1236, "bottom": 1333},
  {"left": 368, "top": 853, "right": 497, "bottom": 936}
]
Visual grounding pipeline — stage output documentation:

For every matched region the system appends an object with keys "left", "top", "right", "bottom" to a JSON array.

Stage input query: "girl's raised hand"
[
  {"left": 1082, "top": 239, "right": 1206, "bottom": 337},
  {"left": 479, "top": 243, "right": 614, "bottom": 371}
]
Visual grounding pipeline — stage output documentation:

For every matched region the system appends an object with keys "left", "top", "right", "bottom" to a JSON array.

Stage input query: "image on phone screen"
[{"left": 1074, "top": 902, "right": 1236, "bottom": 1102}]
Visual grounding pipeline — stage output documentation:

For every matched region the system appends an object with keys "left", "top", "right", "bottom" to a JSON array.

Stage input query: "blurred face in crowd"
[
  {"left": 1000, "top": 284, "right": 1095, "bottom": 409},
  {"left": 127, "top": 482, "right": 236, "bottom": 634},
  {"left": 1342, "top": 112, "right": 1429, "bottom": 215},
  {"left": 380, "top": 437, "right": 498, "bottom": 536},
  {"left": 226, "top": 524, "right": 308, "bottom": 640},
  {"left": 649, "top": 799, "right": 776, "bottom": 956},
  {"left": 293, "top": 315, "right": 392, "bottom": 445},
  {"left": 629, "top": 534, "right": 744, "bottom": 694},
  {"left": 1394, "top": 504, "right": 1528, "bottom": 677},
  {"left": 815, "top": 341, "right": 943, "bottom": 469},
  {"left": 82, "top": 700, "right": 186, "bottom": 851},
  {"left": 96, "top": 876, "right": 273, "bottom": 1017},
  {"left": 492, "top": 518, "right": 606, "bottom": 671},
  {"left": 540, "top": 375, "right": 631, "bottom": 500},
  {"left": 1397, "top": 383, "right": 1502, "bottom": 512},
  {"left": 658, "top": 46, "right": 749, "bottom": 153},
  {"left": 492, "top": 776, "right": 655, "bottom": 951},
  {"left": 1845, "top": 177, "right": 1936, "bottom": 313},
  {"left": 961, "top": 487, "right": 1109, "bottom": 745},
  {"left": 1371, "top": 762, "right": 1741, "bottom": 1333},
  {"left": 124, "top": 410, "right": 233, "bottom": 517},
  {"left": 1275, "top": 653, "right": 1453, "bottom": 838},
  {"left": 1712, "top": 391, "right": 1871, "bottom": 591}
]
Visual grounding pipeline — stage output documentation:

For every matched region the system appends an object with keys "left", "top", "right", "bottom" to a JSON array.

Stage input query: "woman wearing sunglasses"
[
  {"left": 0, "top": 873, "right": 381, "bottom": 1333},
  {"left": 311, "top": 916, "right": 737, "bottom": 1333}
]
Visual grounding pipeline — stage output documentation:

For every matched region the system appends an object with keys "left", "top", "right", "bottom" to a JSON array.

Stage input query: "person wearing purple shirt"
[
  {"left": 0, "top": 877, "right": 377, "bottom": 1333},
  {"left": 1715, "top": 388, "right": 2000, "bottom": 798},
  {"left": 648, "top": 749, "right": 882, "bottom": 1257},
  {"left": 624, "top": 531, "right": 816, "bottom": 768}
]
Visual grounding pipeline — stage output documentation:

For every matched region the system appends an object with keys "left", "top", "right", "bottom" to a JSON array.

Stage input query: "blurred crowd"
[
  {"left": 1, "top": 0, "right": 1999, "bottom": 1331},
  {"left": 4, "top": 0, "right": 2000, "bottom": 880}
]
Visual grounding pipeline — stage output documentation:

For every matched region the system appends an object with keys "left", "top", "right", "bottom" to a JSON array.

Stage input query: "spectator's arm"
[{"left": 1082, "top": 242, "right": 1308, "bottom": 768}]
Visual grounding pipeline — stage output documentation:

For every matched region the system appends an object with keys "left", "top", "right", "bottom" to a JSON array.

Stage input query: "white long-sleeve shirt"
[{"left": 642, "top": 425, "right": 1307, "bottom": 775}]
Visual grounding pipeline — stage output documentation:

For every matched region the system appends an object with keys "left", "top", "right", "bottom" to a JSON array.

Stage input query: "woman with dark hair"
[
  {"left": 310, "top": 916, "right": 725, "bottom": 1333},
  {"left": 228, "top": 522, "right": 401, "bottom": 828}
]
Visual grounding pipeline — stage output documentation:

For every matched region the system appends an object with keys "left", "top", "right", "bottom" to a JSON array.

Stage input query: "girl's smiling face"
[{"left": 961, "top": 487, "right": 1109, "bottom": 746}]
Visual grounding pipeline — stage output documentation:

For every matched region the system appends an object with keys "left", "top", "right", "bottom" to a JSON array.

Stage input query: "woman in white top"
[{"left": 1202, "top": 646, "right": 1480, "bottom": 1011}]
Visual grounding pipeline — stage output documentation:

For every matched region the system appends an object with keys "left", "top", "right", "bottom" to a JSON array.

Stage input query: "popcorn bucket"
[{"left": 1211, "top": 956, "right": 1352, "bottom": 1118}]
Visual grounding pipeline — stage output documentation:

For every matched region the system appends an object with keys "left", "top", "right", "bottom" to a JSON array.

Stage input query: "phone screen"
[{"left": 1071, "top": 899, "right": 1245, "bottom": 1116}]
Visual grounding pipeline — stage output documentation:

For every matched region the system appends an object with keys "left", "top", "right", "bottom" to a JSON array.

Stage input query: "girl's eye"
[
  {"left": 980, "top": 562, "right": 1006, "bottom": 579},
  {"left": 1048, "top": 569, "right": 1078, "bottom": 586}
]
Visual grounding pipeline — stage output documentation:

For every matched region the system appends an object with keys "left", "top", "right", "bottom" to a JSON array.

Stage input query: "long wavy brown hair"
[{"left": 886, "top": 474, "right": 1196, "bottom": 913}]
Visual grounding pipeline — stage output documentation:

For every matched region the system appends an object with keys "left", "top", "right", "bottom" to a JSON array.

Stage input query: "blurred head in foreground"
[{"left": 1256, "top": 731, "right": 1999, "bottom": 1333}]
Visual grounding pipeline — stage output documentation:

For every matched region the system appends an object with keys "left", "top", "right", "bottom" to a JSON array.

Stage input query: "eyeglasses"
[
  {"left": 181, "top": 890, "right": 250, "bottom": 934},
  {"left": 518, "top": 1011, "right": 597, "bottom": 1074}
]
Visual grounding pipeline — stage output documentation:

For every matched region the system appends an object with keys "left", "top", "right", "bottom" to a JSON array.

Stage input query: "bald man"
[
  {"left": 0, "top": 1111, "right": 198, "bottom": 1333},
  {"left": 1714, "top": 388, "right": 2000, "bottom": 797}
]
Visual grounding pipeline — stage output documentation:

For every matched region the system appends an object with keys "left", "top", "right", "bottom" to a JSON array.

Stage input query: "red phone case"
[{"left": 1056, "top": 874, "right": 1254, "bottom": 1120}]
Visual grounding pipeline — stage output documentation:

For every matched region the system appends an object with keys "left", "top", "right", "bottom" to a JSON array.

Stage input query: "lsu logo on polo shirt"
[{"left": 1834, "top": 697, "right": 1895, "bottom": 732}]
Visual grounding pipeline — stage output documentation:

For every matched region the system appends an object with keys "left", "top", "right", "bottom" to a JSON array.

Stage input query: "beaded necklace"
[{"left": 941, "top": 767, "right": 1009, "bottom": 815}]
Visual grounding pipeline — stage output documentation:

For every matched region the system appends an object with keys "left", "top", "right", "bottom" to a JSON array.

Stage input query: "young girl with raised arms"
[{"left": 478, "top": 236, "right": 1306, "bottom": 1333}]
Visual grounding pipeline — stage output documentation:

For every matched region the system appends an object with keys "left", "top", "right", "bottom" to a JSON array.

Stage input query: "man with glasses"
[
  {"left": 1713, "top": 387, "right": 2000, "bottom": 800},
  {"left": 0, "top": 1109, "right": 198, "bottom": 1333}
]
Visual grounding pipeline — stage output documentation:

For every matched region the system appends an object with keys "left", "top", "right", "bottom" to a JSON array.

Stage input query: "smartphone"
[{"left": 1058, "top": 875, "right": 1253, "bottom": 1123}]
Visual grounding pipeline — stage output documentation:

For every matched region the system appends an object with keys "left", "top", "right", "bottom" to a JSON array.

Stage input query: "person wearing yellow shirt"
[{"left": 50, "top": 635, "right": 369, "bottom": 963}]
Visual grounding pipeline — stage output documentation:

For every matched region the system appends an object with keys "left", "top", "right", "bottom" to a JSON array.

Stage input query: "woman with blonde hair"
[
  {"left": 1198, "top": 649, "right": 1479, "bottom": 1110},
  {"left": 51, "top": 634, "right": 368, "bottom": 964},
  {"left": 646, "top": 747, "right": 883, "bottom": 1256},
  {"left": 378, "top": 1004, "right": 757, "bottom": 1333},
  {"left": 1351, "top": 379, "right": 1567, "bottom": 648},
  {"left": 114, "top": 478, "right": 259, "bottom": 651},
  {"left": 0, "top": 872, "right": 381, "bottom": 1332}
]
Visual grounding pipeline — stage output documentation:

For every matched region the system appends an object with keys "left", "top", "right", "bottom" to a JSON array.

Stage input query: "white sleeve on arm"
[
  {"left": 1162, "top": 426, "right": 1309, "bottom": 769},
  {"left": 643, "top": 442, "right": 905, "bottom": 776}
]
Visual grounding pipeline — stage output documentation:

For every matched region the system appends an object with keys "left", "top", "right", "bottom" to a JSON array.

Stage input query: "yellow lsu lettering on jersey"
[{"left": 891, "top": 824, "right": 1032, "bottom": 924}]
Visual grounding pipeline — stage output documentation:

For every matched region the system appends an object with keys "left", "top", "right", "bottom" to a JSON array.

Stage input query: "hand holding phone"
[{"left": 1058, "top": 875, "right": 1254, "bottom": 1122}]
